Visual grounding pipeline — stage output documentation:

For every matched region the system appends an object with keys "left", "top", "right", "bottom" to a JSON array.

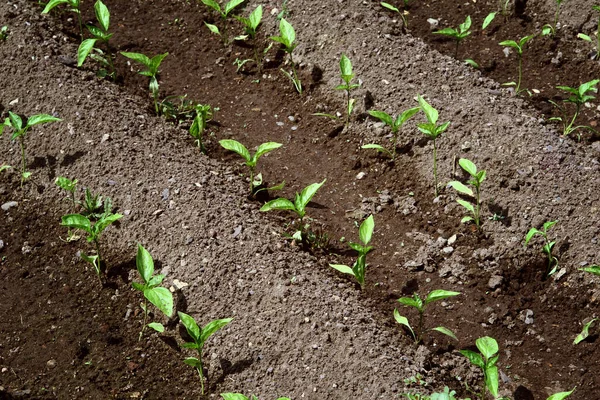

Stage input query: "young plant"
[
  {"left": 499, "top": 0, "right": 511, "bottom": 17},
  {"left": 380, "top": 2, "right": 408, "bottom": 32},
  {"left": 362, "top": 106, "right": 420, "bottom": 160},
  {"left": 498, "top": 34, "right": 535, "bottom": 95},
  {"left": 235, "top": 6, "right": 266, "bottom": 71},
  {"left": 80, "top": 187, "right": 112, "bottom": 220},
  {"left": 336, "top": 54, "right": 360, "bottom": 127},
  {"left": 271, "top": 18, "right": 302, "bottom": 94},
  {"left": 55, "top": 177, "right": 79, "bottom": 208},
  {"left": 42, "top": 0, "right": 83, "bottom": 38},
  {"left": 548, "top": 390, "right": 575, "bottom": 400},
  {"left": 120, "top": 51, "right": 169, "bottom": 114},
  {"left": 61, "top": 211, "right": 123, "bottom": 281},
  {"left": 202, "top": 0, "right": 244, "bottom": 43},
  {"left": 329, "top": 215, "right": 374, "bottom": 289},
  {"left": 0, "top": 164, "right": 11, "bottom": 173},
  {"left": 416, "top": 95, "right": 450, "bottom": 197},
  {"left": 219, "top": 139, "right": 282, "bottom": 195},
  {"left": 460, "top": 336, "right": 501, "bottom": 399},
  {"left": 0, "top": 111, "right": 61, "bottom": 187},
  {"left": 573, "top": 317, "right": 597, "bottom": 344},
  {"left": 549, "top": 79, "right": 599, "bottom": 137},
  {"left": 190, "top": 104, "right": 213, "bottom": 153},
  {"left": 525, "top": 220, "right": 559, "bottom": 277},
  {"left": 577, "top": 6, "right": 600, "bottom": 59},
  {"left": 132, "top": 244, "right": 174, "bottom": 340},
  {"left": 260, "top": 179, "right": 326, "bottom": 239},
  {"left": 78, "top": 0, "right": 115, "bottom": 79},
  {"left": 404, "top": 386, "right": 459, "bottom": 400},
  {"left": 178, "top": 312, "right": 232, "bottom": 395},
  {"left": 448, "top": 158, "right": 486, "bottom": 228},
  {"left": 394, "top": 290, "right": 459, "bottom": 344},
  {"left": 221, "top": 395, "right": 290, "bottom": 400},
  {"left": 433, "top": 15, "right": 472, "bottom": 58}
]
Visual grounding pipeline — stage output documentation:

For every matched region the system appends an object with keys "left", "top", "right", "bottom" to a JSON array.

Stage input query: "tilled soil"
[{"left": 0, "top": 0, "right": 599, "bottom": 399}]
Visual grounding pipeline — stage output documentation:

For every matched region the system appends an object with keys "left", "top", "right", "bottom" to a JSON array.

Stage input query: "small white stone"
[
  {"left": 447, "top": 234, "right": 457, "bottom": 245},
  {"left": 356, "top": 172, "right": 366, "bottom": 180}
]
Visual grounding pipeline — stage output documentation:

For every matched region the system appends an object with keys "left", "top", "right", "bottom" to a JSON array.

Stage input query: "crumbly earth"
[{"left": 0, "top": 0, "right": 599, "bottom": 399}]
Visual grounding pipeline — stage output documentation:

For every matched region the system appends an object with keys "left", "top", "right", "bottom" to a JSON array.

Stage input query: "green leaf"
[
  {"left": 81, "top": 253, "right": 101, "bottom": 275},
  {"left": 93, "top": 213, "right": 123, "bottom": 235},
  {"left": 574, "top": 318, "right": 596, "bottom": 344},
  {"left": 458, "top": 158, "right": 477, "bottom": 176},
  {"left": 361, "top": 143, "right": 391, "bottom": 157},
  {"left": 178, "top": 311, "right": 200, "bottom": 343},
  {"left": 260, "top": 198, "right": 296, "bottom": 213},
  {"left": 120, "top": 51, "right": 151, "bottom": 68},
  {"left": 398, "top": 296, "right": 422, "bottom": 310},
  {"left": 464, "top": 59, "right": 479, "bottom": 68},
  {"left": 94, "top": 0, "right": 110, "bottom": 32},
  {"left": 42, "top": 0, "right": 71, "bottom": 13},
  {"left": 201, "top": 0, "right": 221, "bottom": 13},
  {"left": 434, "top": 27, "right": 458, "bottom": 37},
  {"left": 425, "top": 289, "right": 460, "bottom": 305},
  {"left": 147, "top": 274, "right": 164, "bottom": 288},
  {"left": 61, "top": 213, "right": 92, "bottom": 233},
  {"left": 277, "top": 18, "right": 295, "bottom": 49},
  {"left": 460, "top": 349, "right": 484, "bottom": 368},
  {"left": 459, "top": 15, "right": 471, "bottom": 33},
  {"left": 219, "top": 139, "right": 251, "bottom": 162},
  {"left": 205, "top": 22, "right": 221, "bottom": 35},
  {"left": 396, "top": 107, "right": 421, "bottom": 127},
  {"left": 380, "top": 2, "right": 400, "bottom": 12},
  {"left": 136, "top": 244, "right": 154, "bottom": 284},
  {"left": 148, "top": 322, "right": 165, "bottom": 332},
  {"left": 183, "top": 356, "right": 202, "bottom": 369},
  {"left": 485, "top": 364, "right": 499, "bottom": 397},
  {"left": 0, "top": 165, "right": 12, "bottom": 173},
  {"left": 221, "top": 394, "right": 249, "bottom": 400},
  {"left": 547, "top": 389, "right": 575, "bottom": 400},
  {"left": 461, "top": 216, "right": 474, "bottom": 223},
  {"left": 393, "top": 309, "right": 416, "bottom": 340},
  {"left": 339, "top": 54, "right": 353, "bottom": 80},
  {"left": 578, "top": 33, "right": 592, "bottom": 42},
  {"left": 21, "top": 171, "right": 32, "bottom": 181},
  {"left": 476, "top": 336, "right": 498, "bottom": 359},
  {"left": 448, "top": 181, "right": 473, "bottom": 197},
  {"left": 417, "top": 95, "right": 438, "bottom": 125},
  {"left": 200, "top": 318, "right": 233, "bottom": 344},
  {"left": 456, "top": 198, "right": 475, "bottom": 213},
  {"left": 144, "top": 287, "right": 173, "bottom": 317},
  {"left": 432, "top": 326, "right": 458, "bottom": 340},
  {"left": 358, "top": 215, "right": 374, "bottom": 245},
  {"left": 252, "top": 142, "right": 283, "bottom": 164},
  {"left": 542, "top": 220, "right": 558, "bottom": 232},
  {"left": 525, "top": 227, "right": 541, "bottom": 245},
  {"left": 579, "top": 265, "right": 600, "bottom": 276},
  {"left": 224, "top": 0, "right": 244, "bottom": 17},
  {"left": 329, "top": 264, "right": 355, "bottom": 276},
  {"left": 55, "top": 176, "right": 77, "bottom": 192},
  {"left": 248, "top": 5, "right": 263, "bottom": 30},
  {"left": 482, "top": 12, "right": 496, "bottom": 30},
  {"left": 519, "top": 34, "right": 535, "bottom": 48},
  {"left": 132, "top": 282, "right": 145, "bottom": 292},
  {"left": 77, "top": 38, "right": 98, "bottom": 67},
  {"left": 295, "top": 179, "right": 326, "bottom": 215},
  {"left": 499, "top": 40, "right": 518, "bottom": 49}
]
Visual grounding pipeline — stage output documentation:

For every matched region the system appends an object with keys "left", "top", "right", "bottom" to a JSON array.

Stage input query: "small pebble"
[{"left": 1, "top": 201, "right": 18, "bottom": 211}]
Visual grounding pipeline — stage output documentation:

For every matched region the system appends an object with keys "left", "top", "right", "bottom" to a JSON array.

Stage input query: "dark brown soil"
[{"left": 1, "top": 0, "right": 599, "bottom": 398}]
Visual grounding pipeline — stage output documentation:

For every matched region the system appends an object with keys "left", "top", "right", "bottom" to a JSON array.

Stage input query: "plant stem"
[
  {"left": 345, "top": 88, "right": 350, "bottom": 127},
  {"left": 417, "top": 310, "right": 424, "bottom": 344},
  {"left": 432, "top": 139, "right": 438, "bottom": 197},
  {"left": 197, "top": 353, "right": 205, "bottom": 395},
  {"left": 19, "top": 136, "right": 26, "bottom": 188},
  {"left": 289, "top": 53, "right": 302, "bottom": 94},
  {"left": 516, "top": 53, "right": 522, "bottom": 94},
  {"left": 94, "top": 238, "right": 103, "bottom": 280},
  {"left": 77, "top": 11, "right": 83, "bottom": 40},
  {"left": 565, "top": 104, "right": 580, "bottom": 135},
  {"left": 554, "top": 3, "right": 561, "bottom": 32},
  {"left": 139, "top": 298, "right": 148, "bottom": 341},
  {"left": 392, "top": 130, "right": 398, "bottom": 161},
  {"left": 475, "top": 184, "right": 481, "bottom": 228}
]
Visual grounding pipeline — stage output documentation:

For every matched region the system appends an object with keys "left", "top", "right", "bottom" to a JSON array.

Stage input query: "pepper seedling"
[
  {"left": 573, "top": 317, "right": 597, "bottom": 345},
  {"left": 460, "top": 336, "right": 501, "bottom": 399},
  {"left": 234, "top": 6, "right": 267, "bottom": 71},
  {"left": 55, "top": 177, "right": 79, "bottom": 208},
  {"left": 178, "top": 312, "right": 232, "bottom": 395},
  {"left": 394, "top": 290, "right": 459, "bottom": 344},
  {"left": 221, "top": 395, "right": 290, "bottom": 400},
  {"left": 336, "top": 54, "right": 360, "bottom": 127},
  {"left": 525, "top": 220, "right": 559, "bottom": 277},
  {"left": 0, "top": 111, "right": 61, "bottom": 187},
  {"left": 190, "top": 104, "right": 213, "bottom": 153},
  {"left": 433, "top": 15, "right": 472, "bottom": 58},
  {"left": 80, "top": 187, "right": 112, "bottom": 221},
  {"left": 78, "top": 0, "right": 115, "bottom": 79},
  {"left": 260, "top": 179, "right": 326, "bottom": 240},
  {"left": 362, "top": 106, "right": 420, "bottom": 160},
  {"left": 548, "top": 390, "right": 575, "bottom": 400},
  {"left": 549, "top": 79, "right": 599, "bottom": 137},
  {"left": 416, "top": 95, "right": 450, "bottom": 197},
  {"left": 271, "top": 18, "right": 302, "bottom": 94},
  {"left": 499, "top": 34, "right": 535, "bottom": 95},
  {"left": 132, "top": 244, "right": 174, "bottom": 340},
  {"left": 380, "top": 2, "right": 409, "bottom": 31},
  {"left": 61, "top": 211, "right": 123, "bottom": 281},
  {"left": 120, "top": 51, "right": 168, "bottom": 114},
  {"left": 329, "top": 215, "right": 374, "bottom": 289},
  {"left": 448, "top": 158, "right": 486, "bottom": 228},
  {"left": 219, "top": 139, "right": 283, "bottom": 195},
  {"left": 42, "top": 0, "right": 83, "bottom": 38},
  {"left": 202, "top": 0, "right": 244, "bottom": 43}
]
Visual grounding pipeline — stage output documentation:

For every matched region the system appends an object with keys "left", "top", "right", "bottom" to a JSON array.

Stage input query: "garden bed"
[{"left": 0, "top": 0, "right": 599, "bottom": 398}]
